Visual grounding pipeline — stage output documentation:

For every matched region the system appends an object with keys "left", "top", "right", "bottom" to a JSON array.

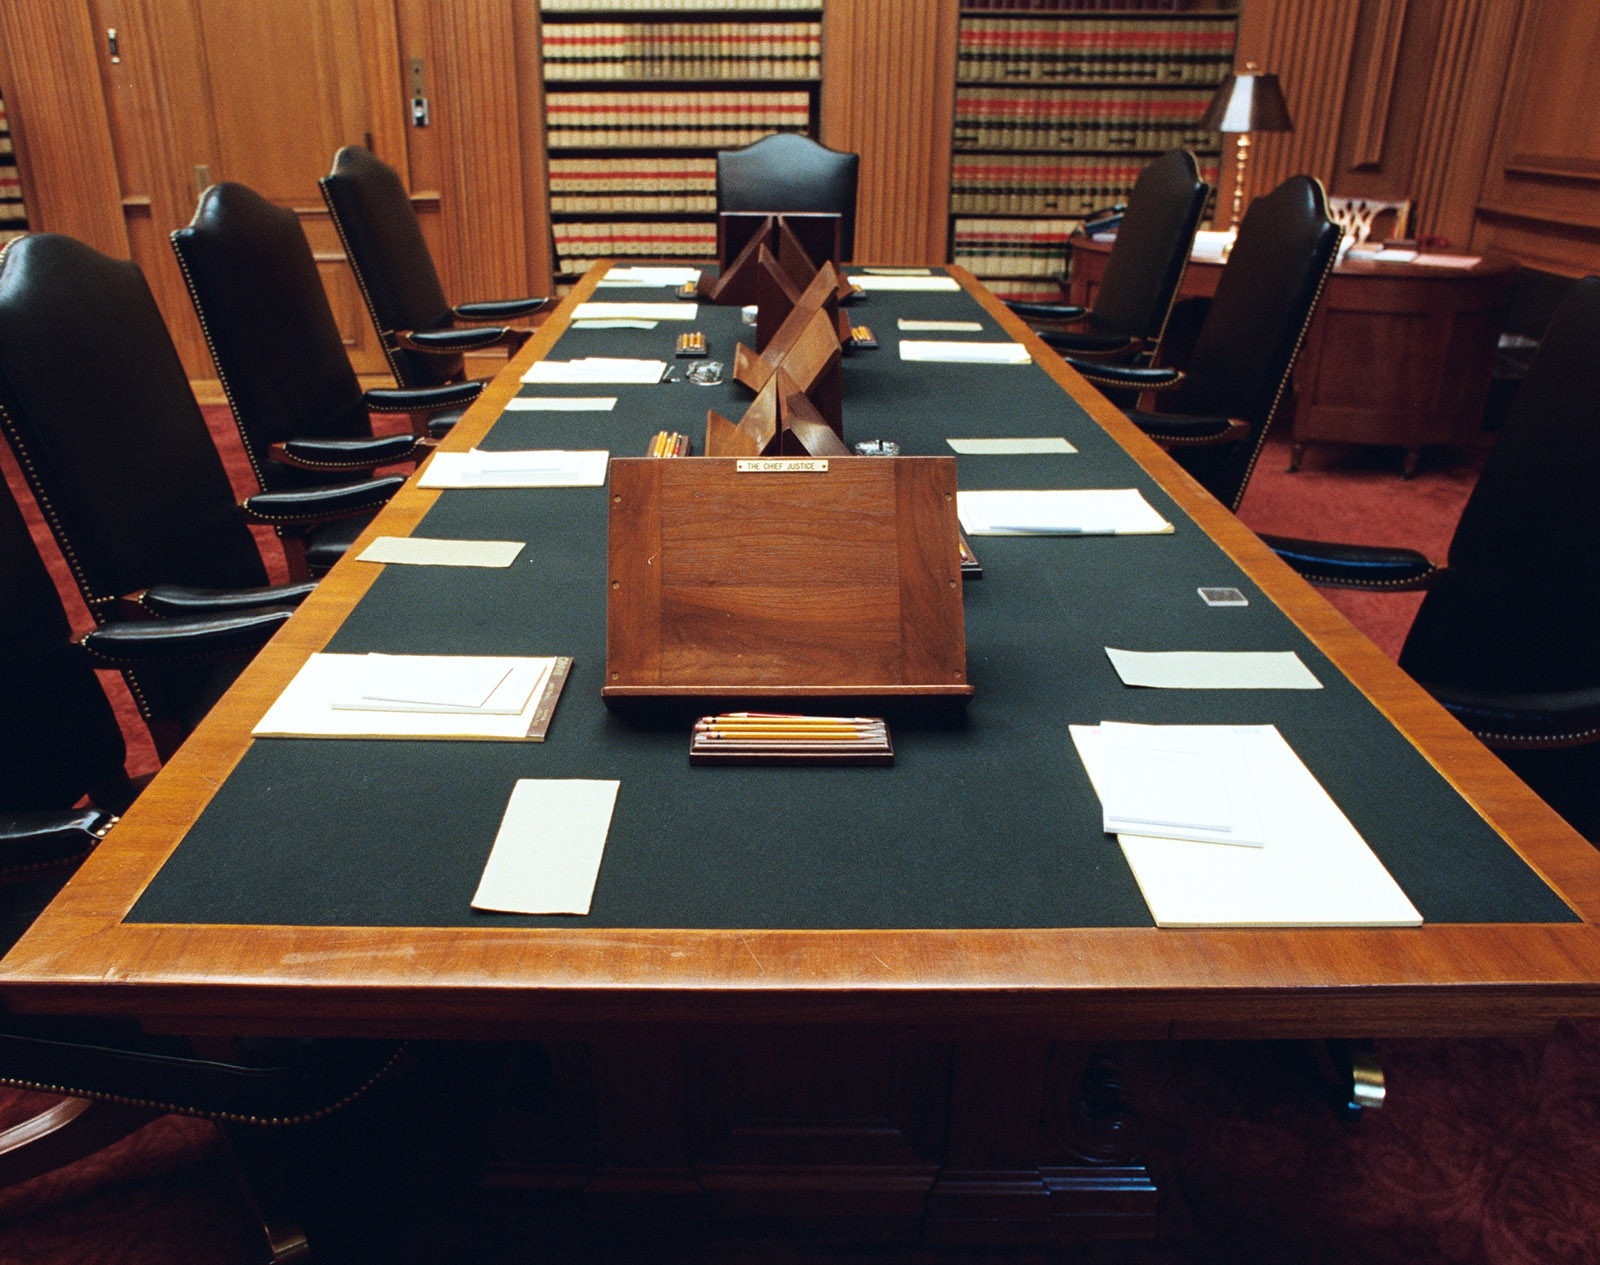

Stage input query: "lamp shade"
[{"left": 1201, "top": 72, "right": 1293, "bottom": 134}]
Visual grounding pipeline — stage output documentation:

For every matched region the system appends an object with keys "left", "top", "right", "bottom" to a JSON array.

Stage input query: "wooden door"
[{"left": 86, "top": 0, "right": 405, "bottom": 378}]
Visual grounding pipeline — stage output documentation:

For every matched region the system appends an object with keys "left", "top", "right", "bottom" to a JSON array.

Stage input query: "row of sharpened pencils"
[
  {"left": 692, "top": 713, "right": 888, "bottom": 745},
  {"left": 647, "top": 430, "right": 690, "bottom": 458}
]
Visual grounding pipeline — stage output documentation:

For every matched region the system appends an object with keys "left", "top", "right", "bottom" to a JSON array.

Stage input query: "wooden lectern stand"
[{"left": 603, "top": 457, "right": 974, "bottom": 703}]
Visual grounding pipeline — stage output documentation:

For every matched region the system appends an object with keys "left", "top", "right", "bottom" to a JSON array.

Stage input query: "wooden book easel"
[
  {"left": 695, "top": 214, "right": 774, "bottom": 306},
  {"left": 604, "top": 456, "right": 973, "bottom": 703},
  {"left": 753, "top": 244, "right": 808, "bottom": 351},
  {"left": 704, "top": 366, "right": 850, "bottom": 459},
  {"left": 734, "top": 265, "right": 843, "bottom": 393}
]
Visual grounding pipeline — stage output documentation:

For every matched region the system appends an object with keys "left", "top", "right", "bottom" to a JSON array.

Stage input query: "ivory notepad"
[
  {"left": 947, "top": 437, "right": 1077, "bottom": 455},
  {"left": 522, "top": 358, "right": 667, "bottom": 385},
  {"left": 472, "top": 779, "right": 620, "bottom": 915},
  {"left": 572, "top": 302, "right": 697, "bottom": 321},
  {"left": 850, "top": 274, "right": 960, "bottom": 292},
  {"left": 1104, "top": 648, "right": 1321, "bottom": 690},
  {"left": 356, "top": 537, "right": 525, "bottom": 568},
  {"left": 502, "top": 397, "right": 616, "bottom": 412},
  {"left": 900, "top": 340, "right": 1030, "bottom": 365}
]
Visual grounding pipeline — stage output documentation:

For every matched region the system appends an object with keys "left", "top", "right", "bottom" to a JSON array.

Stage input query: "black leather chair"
[
  {"left": 716, "top": 132, "right": 860, "bottom": 262},
  {"left": 1067, "top": 175, "right": 1341, "bottom": 511},
  {"left": 0, "top": 233, "right": 382, "bottom": 756},
  {"left": 319, "top": 145, "right": 548, "bottom": 405},
  {"left": 1262, "top": 276, "right": 1600, "bottom": 837},
  {"left": 1007, "top": 149, "right": 1210, "bottom": 359},
  {"left": 172, "top": 182, "right": 472, "bottom": 571},
  {"left": 0, "top": 474, "right": 401, "bottom": 1244}
]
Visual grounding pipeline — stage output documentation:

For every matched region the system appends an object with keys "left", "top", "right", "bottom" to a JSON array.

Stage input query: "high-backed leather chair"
[
  {"left": 0, "top": 233, "right": 377, "bottom": 755},
  {"left": 1068, "top": 175, "right": 1341, "bottom": 510},
  {"left": 1007, "top": 149, "right": 1210, "bottom": 358},
  {"left": 1262, "top": 277, "right": 1600, "bottom": 836},
  {"left": 717, "top": 132, "right": 860, "bottom": 261},
  {"left": 172, "top": 182, "right": 470, "bottom": 568},
  {"left": 319, "top": 145, "right": 548, "bottom": 395},
  {"left": 0, "top": 471, "right": 402, "bottom": 1231}
]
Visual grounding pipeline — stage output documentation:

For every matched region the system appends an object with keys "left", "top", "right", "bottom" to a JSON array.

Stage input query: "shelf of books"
[
  {"left": 539, "top": 1, "right": 824, "bottom": 285},
  {"left": 0, "top": 88, "right": 28, "bottom": 249},
  {"left": 949, "top": 3, "right": 1235, "bottom": 301}
]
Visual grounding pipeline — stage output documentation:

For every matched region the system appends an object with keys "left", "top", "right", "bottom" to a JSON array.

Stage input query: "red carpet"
[{"left": 5, "top": 410, "right": 1600, "bottom": 1264}]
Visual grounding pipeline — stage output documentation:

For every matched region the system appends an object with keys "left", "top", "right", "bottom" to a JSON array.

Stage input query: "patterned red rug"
[{"left": 5, "top": 411, "right": 1599, "bottom": 1264}]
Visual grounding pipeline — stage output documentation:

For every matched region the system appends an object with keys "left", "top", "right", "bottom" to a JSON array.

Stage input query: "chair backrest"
[
  {"left": 716, "top": 133, "right": 860, "bottom": 261},
  {"left": 1327, "top": 196, "right": 1411, "bottom": 244},
  {"left": 0, "top": 234, "right": 268, "bottom": 620},
  {"left": 320, "top": 145, "right": 460, "bottom": 388},
  {"left": 1089, "top": 149, "right": 1210, "bottom": 345},
  {"left": 1399, "top": 276, "right": 1600, "bottom": 694},
  {"left": 0, "top": 477, "right": 127, "bottom": 813},
  {"left": 1163, "top": 175, "right": 1341, "bottom": 509},
  {"left": 173, "top": 183, "right": 375, "bottom": 491}
]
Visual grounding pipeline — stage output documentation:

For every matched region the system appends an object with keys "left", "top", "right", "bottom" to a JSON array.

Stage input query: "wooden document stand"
[
  {"left": 603, "top": 456, "right": 974, "bottom": 704},
  {"left": 705, "top": 366, "right": 850, "bottom": 458}
]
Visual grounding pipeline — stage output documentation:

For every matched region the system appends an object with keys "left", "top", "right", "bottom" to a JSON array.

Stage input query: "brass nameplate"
[{"left": 735, "top": 459, "right": 829, "bottom": 473}]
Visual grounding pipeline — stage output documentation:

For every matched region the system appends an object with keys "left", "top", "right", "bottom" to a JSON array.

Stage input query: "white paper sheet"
[
  {"left": 1071, "top": 724, "right": 1423, "bottom": 927},
  {"left": 849, "top": 274, "right": 961, "bottom": 292},
  {"left": 331, "top": 654, "right": 540, "bottom": 715},
  {"left": 1190, "top": 230, "right": 1235, "bottom": 262},
  {"left": 356, "top": 536, "right": 525, "bottom": 568},
  {"left": 947, "top": 437, "right": 1077, "bottom": 455},
  {"left": 1092, "top": 722, "right": 1265, "bottom": 846},
  {"left": 522, "top": 358, "right": 667, "bottom": 385},
  {"left": 571, "top": 319, "right": 658, "bottom": 330},
  {"left": 898, "top": 319, "right": 983, "bottom": 332},
  {"left": 1104, "top": 648, "right": 1321, "bottom": 690},
  {"left": 254, "top": 654, "right": 558, "bottom": 740},
  {"left": 598, "top": 265, "right": 701, "bottom": 285},
  {"left": 419, "top": 449, "right": 609, "bottom": 489},
  {"left": 1410, "top": 253, "right": 1481, "bottom": 268},
  {"left": 956, "top": 488, "right": 1172, "bottom": 536},
  {"left": 573, "top": 302, "right": 698, "bottom": 321},
  {"left": 502, "top": 396, "right": 616, "bottom": 412},
  {"left": 864, "top": 267, "right": 933, "bottom": 276},
  {"left": 899, "top": 340, "right": 1030, "bottom": 365},
  {"left": 471, "top": 779, "right": 620, "bottom": 915}
]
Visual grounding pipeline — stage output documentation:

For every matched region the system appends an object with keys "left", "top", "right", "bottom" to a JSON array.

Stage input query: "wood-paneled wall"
[
  {"left": 4, "top": 0, "right": 1598, "bottom": 380},
  {"left": 1236, "top": 0, "right": 1600, "bottom": 276}
]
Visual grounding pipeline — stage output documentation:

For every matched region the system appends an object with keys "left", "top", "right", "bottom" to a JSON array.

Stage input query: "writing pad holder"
[
  {"left": 705, "top": 366, "right": 849, "bottom": 459},
  {"left": 603, "top": 456, "right": 974, "bottom": 706},
  {"left": 697, "top": 212, "right": 845, "bottom": 308}
]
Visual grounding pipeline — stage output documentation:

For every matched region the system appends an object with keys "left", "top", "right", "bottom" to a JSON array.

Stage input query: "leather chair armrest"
[
  {"left": 0, "top": 808, "right": 115, "bottom": 877},
  {"left": 240, "top": 475, "right": 405, "bottom": 526},
  {"left": 364, "top": 381, "right": 483, "bottom": 413},
  {"left": 82, "top": 607, "right": 294, "bottom": 661},
  {"left": 0, "top": 1032, "right": 408, "bottom": 1126},
  {"left": 1005, "top": 300, "right": 1088, "bottom": 323},
  {"left": 452, "top": 297, "right": 550, "bottom": 322},
  {"left": 271, "top": 434, "right": 427, "bottom": 472},
  {"left": 1037, "top": 329, "right": 1142, "bottom": 358},
  {"left": 1422, "top": 681, "right": 1600, "bottom": 750},
  {"left": 1258, "top": 533, "right": 1439, "bottom": 590},
  {"left": 396, "top": 326, "right": 529, "bottom": 355},
  {"left": 1122, "top": 408, "right": 1249, "bottom": 446},
  {"left": 1064, "top": 360, "right": 1182, "bottom": 391},
  {"left": 135, "top": 581, "right": 315, "bottom": 617}
]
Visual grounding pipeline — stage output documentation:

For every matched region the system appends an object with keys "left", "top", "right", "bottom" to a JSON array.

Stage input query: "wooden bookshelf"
[
  {"left": 948, "top": 2, "right": 1236, "bottom": 300},
  {"left": 539, "top": 1, "right": 825, "bottom": 287}
]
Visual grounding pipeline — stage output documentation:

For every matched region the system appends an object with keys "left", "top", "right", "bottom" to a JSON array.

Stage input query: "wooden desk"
[
  {"left": 3, "top": 266, "right": 1598, "bottom": 1245},
  {"left": 1067, "top": 236, "right": 1516, "bottom": 476}
]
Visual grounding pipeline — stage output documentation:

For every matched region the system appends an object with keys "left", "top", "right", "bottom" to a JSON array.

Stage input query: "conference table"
[{"left": 5, "top": 263, "right": 1600, "bottom": 1243}]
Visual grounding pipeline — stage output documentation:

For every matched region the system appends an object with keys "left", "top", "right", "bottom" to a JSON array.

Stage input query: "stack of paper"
[
  {"left": 523, "top": 358, "right": 667, "bottom": 385},
  {"left": 899, "top": 318, "right": 983, "bottom": 333},
  {"left": 596, "top": 265, "right": 702, "bottom": 287},
  {"left": 956, "top": 488, "right": 1172, "bottom": 536},
  {"left": 472, "top": 779, "right": 620, "bottom": 915},
  {"left": 419, "top": 449, "right": 609, "bottom": 489},
  {"left": 572, "top": 302, "right": 698, "bottom": 321},
  {"left": 849, "top": 274, "right": 960, "bottom": 292},
  {"left": 254, "top": 654, "right": 563, "bottom": 740},
  {"left": 1071, "top": 722, "right": 1422, "bottom": 927},
  {"left": 900, "top": 340, "right": 1030, "bottom": 365}
]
